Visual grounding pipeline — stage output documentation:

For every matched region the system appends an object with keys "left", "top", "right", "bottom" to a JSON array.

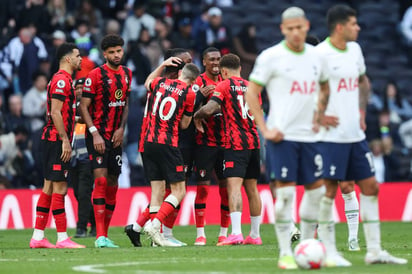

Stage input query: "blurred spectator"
[
  {"left": 122, "top": 1, "right": 156, "bottom": 48},
  {"left": 70, "top": 20, "right": 100, "bottom": 64},
  {"left": 22, "top": 71, "right": 47, "bottom": 132},
  {"left": 400, "top": 5, "right": 412, "bottom": 46},
  {"left": 75, "top": 49, "right": 96, "bottom": 80},
  {"left": 196, "top": 7, "right": 232, "bottom": 54},
  {"left": 170, "top": 17, "right": 196, "bottom": 51},
  {"left": 136, "top": 27, "right": 163, "bottom": 69},
  {"left": 370, "top": 137, "right": 400, "bottom": 183},
  {"left": 105, "top": 19, "right": 122, "bottom": 36},
  {"left": 94, "top": 0, "right": 129, "bottom": 22},
  {"left": 16, "top": 0, "right": 51, "bottom": 37},
  {"left": 382, "top": 80, "right": 412, "bottom": 123},
  {"left": 0, "top": 126, "right": 30, "bottom": 187},
  {"left": 0, "top": 0, "right": 18, "bottom": 48},
  {"left": 4, "top": 94, "right": 31, "bottom": 135},
  {"left": 191, "top": 5, "right": 211, "bottom": 41},
  {"left": 399, "top": 117, "right": 412, "bottom": 149},
  {"left": 154, "top": 18, "right": 173, "bottom": 55},
  {"left": 47, "top": 0, "right": 73, "bottom": 32},
  {"left": 0, "top": 95, "right": 5, "bottom": 135},
  {"left": 0, "top": 26, "right": 48, "bottom": 94},
  {"left": 48, "top": 30, "right": 67, "bottom": 76},
  {"left": 233, "top": 22, "right": 257, "bottom": 79},
  {"left": 74, "top": 0, "right": 104, "bottom": 42}
]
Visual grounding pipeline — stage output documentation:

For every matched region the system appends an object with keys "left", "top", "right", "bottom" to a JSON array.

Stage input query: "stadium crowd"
[{"left": 1, "top": 0, "right": 412, "bottom": 189}]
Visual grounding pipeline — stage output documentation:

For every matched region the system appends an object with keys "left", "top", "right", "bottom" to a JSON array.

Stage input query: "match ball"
[{"left": 293, "top": 239, "right": 326, "bottom": 269}]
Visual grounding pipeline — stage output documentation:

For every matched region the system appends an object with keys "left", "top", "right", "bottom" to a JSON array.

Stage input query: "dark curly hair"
[{"left": 100, "top": 34, "right": 124, "bottom": 51}]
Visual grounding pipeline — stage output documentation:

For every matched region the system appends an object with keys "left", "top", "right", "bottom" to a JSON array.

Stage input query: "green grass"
[{"left": 0, "top": 222, "right": 411, "bottom": 273}]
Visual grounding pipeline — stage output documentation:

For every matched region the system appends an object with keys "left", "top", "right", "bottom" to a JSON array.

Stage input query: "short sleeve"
[
  {"left": 184, "top": 89, "right": 196, "bottom": 116},
  {"left": 149, "top": 77, "right": 162, "bottom": 93},
  {"left": 356, "top": 44, "right": 366, "bottom": 76},
  {"left": 82, "top": 70, "right": 96, "bottom": 99},
  {"left": 51, "top": 77, "right": 69, "bottom": 101},
  {"left": 210, "top": 81, "right": 227, "bottom": 105},
  {"left": 249, "top": 50, "right": 272, "bottom": 87}
]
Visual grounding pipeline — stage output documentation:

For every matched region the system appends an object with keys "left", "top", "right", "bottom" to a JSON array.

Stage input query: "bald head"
[{"left": 281, "top": 7, "right": 306, "bottom": 21}]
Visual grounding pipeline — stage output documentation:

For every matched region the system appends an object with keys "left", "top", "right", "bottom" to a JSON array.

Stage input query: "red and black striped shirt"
[
  {"left": 211, "top": 76, "right": 260, "bottom": 150},
  {"left": 82, "top": 64, "right": 132, "bottom": 140},
  {"left": 194, "top": 73, "right": 227, "bottom": 147},
  {"left": 42, "top": 70, "right": 76, "bottom": 142},
  {"left": 144, "top": 77, "right": 196, "bottom": 147}
]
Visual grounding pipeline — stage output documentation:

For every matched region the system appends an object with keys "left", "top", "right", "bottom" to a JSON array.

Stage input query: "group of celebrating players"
[{"left": 28, "top": 2, "right": 407, "bottom": 270}]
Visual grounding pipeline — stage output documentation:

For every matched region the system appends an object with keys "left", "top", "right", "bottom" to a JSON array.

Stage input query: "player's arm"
[
  {"left": 314, "top": 81, "right": 339, "bottom": 131},
  {"left": 112, "top": 98, "right": 128, "bottom": 148},
  {"left": 51, "top": 98, "right": 71, "bottom": 163},
  {"left": 180, "top": 114, "right": 192, "bottom": 130},
  {"left": 79, "top": 95, "right": 105, "bottom": 154},
  {"left": 144, "top": 57, "right": 182, "bottom": 90},
  {"left": 358, "top": 74, "right": 370, "bottom": 131},
  {"left": 193, "top": 100, "right": 220, "bottom": 133}
]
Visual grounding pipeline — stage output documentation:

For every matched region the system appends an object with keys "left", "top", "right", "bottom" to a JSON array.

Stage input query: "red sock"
[
  {"left": 163, "top": 205, "right": 180, "bottom": 229},
  {"left": 34, "top": 192, "right": 52, "bottom": 230},
  {"left": 92, "top": 177, "right": 107, "bottom": 238},
  {"left": 219, "top": 186, "right": 230, "bottom": 228},
  {"left": 156, "top": 202, "right": 175, "bottom": 223},
  {"left": 137, "top": 206, "right": 150, "bottom": 227},
  {"left": 104, "top": 185, "right": 118, "bottom": 237},
  {"left": 195, "top": 185, "right": 209, "bottom": 228},
  {"left": 51, "top": 193, "right": 66, "bottom": 233}
]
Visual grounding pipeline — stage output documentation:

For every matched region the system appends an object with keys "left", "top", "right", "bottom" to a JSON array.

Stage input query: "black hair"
[
  {"left": 164, "top": 48, "right": 190, "bottom": 76},
  {"left": 202, "top": 47, "right": 220, "bottom": 59},
  {"left": 101, "top": 34, "right": 124, "bottom": 51},
  {"left": 13, "top": 125, "right": 29, "bottom": 136},
  {"left": 31, "top": 70, "right": 48, "bottom": 82},
  {"left": 306, "top": 34, "right": 320, "bottom": 46},
  {"left": 56, "top": 43, "right": 78, "bottom": 63},
  {"left": 219, "top": 53, "right": 240, "bottom": 70},
  {"left": 327, "top": 4, "right": 357, "bottom": 33},
  {"left": 164, "top": 48, "right": 189, "bottom": 60}
]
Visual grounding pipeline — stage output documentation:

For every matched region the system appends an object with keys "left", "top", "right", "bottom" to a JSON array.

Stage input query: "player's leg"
[
  {"left": 243, "top": 178, "right": 262, "bottom": 245},
  {"left": 104, "top": 174, "right": 119, "bottom": 247},
  {"left": 30, "top": 179, "right": 55, "bottom": 248},
  {"left": 351, "top": 141, "right": 407, "bottom": 264},
  {"left": 216, "top": 148, "right": 230, "bottom": 243},
  {"left": 339, "top": 180, "right": 360, "bottom": 251}
]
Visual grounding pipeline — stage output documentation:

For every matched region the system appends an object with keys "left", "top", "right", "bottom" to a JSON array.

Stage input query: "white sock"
[
  {"left": 249, "top": 215, "right": 261, "bottom": 238},
  {"left": 57, "top": 232, "right": 69, "bottom": 242},
  {"left": 318, "top": 196, "right": 337, "bottom": 255},
  {"left": 132, "top": 222, "right": 142, "bottom": 233},
  {"left": 274, "top": 186, "right": 295, "bottom": 256},
  {"left": 219, "top": 227, "right": 228, "bottom": 237},
  {"left": 230, "top": 212, "right": 242, "bottom": 235},
  {"left": 32, "top": 229, "right": 44, "bottom": 241},
  {"left": 162, "top": 225, "right": 173, "bottom": 238},
  {"left": 342, "top": 191, "right": 359, "bottom": 241},
  {"left": 299, "top": 186, "right": 325, "bottom": 240},
  {"left": 360, "top": 194, "right": 381, "bottom": 253},
  {"left": 197, "top": 227, "right": 205, "bottom": 238}
]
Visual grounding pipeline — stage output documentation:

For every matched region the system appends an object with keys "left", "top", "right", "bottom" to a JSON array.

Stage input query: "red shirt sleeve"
[
  {"left": 210, "top": 80, "right": 227, "bottom": 105},
  {"left": 50, "top": 75, "right": 70, "bottom": 101},
  {"left": 184, "top": 88, "right": 196, "bottom": 116},
  {"left": 82, "top": 69, "right": 97, "bottom": 98}
]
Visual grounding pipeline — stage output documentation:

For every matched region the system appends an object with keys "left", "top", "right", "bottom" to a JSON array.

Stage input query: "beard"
[{"left": 107, "top": 57, "right": 122, "bottom": 67}]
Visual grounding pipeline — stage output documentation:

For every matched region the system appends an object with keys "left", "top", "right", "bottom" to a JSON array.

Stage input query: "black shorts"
[
  {"left": 143, "top": 142, "right": 186, "bottom": 184},
  {"left": 42, "top": 140, "right": 70, "bottom": 182},
  {"left": 223, "top": 149, "right": 260, "bottom": 179},
  {"left": 86, "top": 135, "right": 122, "bottom": 176},
  {"left": 193, "top": 145, "right": 225, "bottom": 181},
  {"left": 179, "top": 146, "right": 195, "bottom": 177}
]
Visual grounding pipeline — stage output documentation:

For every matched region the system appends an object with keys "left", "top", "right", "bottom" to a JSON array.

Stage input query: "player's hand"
[
  {"left": 112, "top": 127, "right": 124, "bottom": 148},
  {"left": 164, "top": 56, "right": 182, "bottom": 67},
  {"left": 193, "top": 118, "right": 205, "bottom": 133},
  {"left": 263, "top": 128, "right": 284, "bottom": 143},
  {"left": 199, "top": 85, "right": 215, "bottom": 97},
  {"left": 61, "top": 139, "right": 72, "bottom": 162},
  {"left": 317, "top": 114, "right": 339, "bottom": 130},
  {"left": 93, "top": 133, "right": 105, "bottom": 154}
]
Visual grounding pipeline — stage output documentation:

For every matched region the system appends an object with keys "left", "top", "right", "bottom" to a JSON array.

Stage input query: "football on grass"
[{"left": 294, "top": 239, "right": 326, "bottom": 269}]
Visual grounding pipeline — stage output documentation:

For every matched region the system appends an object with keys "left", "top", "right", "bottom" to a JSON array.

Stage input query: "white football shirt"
[
  {"left": 315, "top": 38, "right": 366, "bottom": 142},
  {"left": 249, "top": 41, "right": 328, "bottom": 142}
]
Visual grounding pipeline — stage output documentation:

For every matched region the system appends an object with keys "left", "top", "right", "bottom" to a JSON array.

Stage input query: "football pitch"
[{"left": 0, "top": 222, "right": 411, "bottom": 273}]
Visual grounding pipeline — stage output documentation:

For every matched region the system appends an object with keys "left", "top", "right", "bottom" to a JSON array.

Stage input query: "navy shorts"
[
  {"left": 266, "top": 140, "right": 323, "bottom": 185},
  {"left": 318, "top": 140, "right": 375, "bottom": 181}
]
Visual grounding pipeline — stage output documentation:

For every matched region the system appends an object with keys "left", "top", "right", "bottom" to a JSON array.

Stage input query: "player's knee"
[{"left": 339, "top": 181, "right": 354, "bottom": 194}]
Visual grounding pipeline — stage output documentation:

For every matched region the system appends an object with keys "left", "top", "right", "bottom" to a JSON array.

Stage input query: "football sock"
[
  {"left": 156, "top": 194, "right": 179, "bottom": 223},
  {"left": 218, "top": 227, "right": 228, "bottom": 237},
  {"left": 92, "top": 177, "right": 107, "bottom": 238},
  {"left": 195, "top": 185, "right": 208, "bottom": 228},
  {"left": 149, "top": 206, "right": 160, "bottom": 221},
  {"left": 299, "top": 186, "right": 325, "bottom": 240},
  {"left": 197, "top": 227, "right": 205, "bottom": 238},
  {"left": 52, "top": 193, "right": 68, "bottom": 241},
  {"left": 230, "top": 211, "right": 242, "bottom": 235},
  {"left": 163, "top": 205, "right": 180, "bottom": 229},
  {"left": 250, "top": 215, "right": 261, "bottom": 238},
  {"left": 134, "top": 206, "right": 150, "bottom": 231},
  {"left": 274, "top": 186, "right": 295, "bottom": 256},
  {"left": 342, "top": 191, "right": 359, "bottom": 241},
  {"left": 219, "top": 186, "right": 230, "bottom": 229},
  {"left": 318, "top": 196, "right": 337, "bottom": 255},
  {"left": 104, "top": 185, "right": 118, "bottom": 237},
  {"left": 360, "top": 194, "right": 381, "bottom": 253},
  {"left": 33, "top": 192, "right": 52, "bottom": 240}
]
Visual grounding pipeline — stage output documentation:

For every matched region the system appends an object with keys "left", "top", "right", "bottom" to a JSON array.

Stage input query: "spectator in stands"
[
  {"left": 47, "top": 0, "right": 72, "bottom": 32},
  {"left": 4, "top": 94, "right": 31, "bottom": 135},
  {"left": 70, "top": 19, "right": 100, "bottom": 64},
  {"left": 94, "top": 0, "right": 129, "bottom": 22},
  {"left": 196, "top": 7, "right": 232, "bottom": 54},
  {"left": 0, "top": 95, "right": 5, "bottom": 135},
  {"left": 122, "top": 1, "right": 156, "bottom": 49},
  {"left": 154, "top": 18, "right": 173, "bottom": 56},
  {"left": 22, "top": 71, "right": 47, "bottom": 132},
  {"left": 16, "top": 0, "right": 51, "bottom": 37},
  {"left": 0, "top": 25, "right": 48, "bottom": 94},
  {"left": 105, "top": 19, "right": 122, "bottom": 36},
  {"left": 0, "top": 126, "right": 29, "bottom": 186},
  {"left": 400, "top": 5, "right": 412, "bottom": 46},
  {"left": 170, "top": 17, "right": 196, "bottom": 51},
  {"left": 74, "top": 0, "right": 104, "bottom": 43},
  {"left": 0, "top": 0, "right": 18, "bottom": 48},
  {"left": 233, "top": 22, "right": 258, "bottom": 79},
  {"left": 48, "top": 30, "right": 67, "bottom": 77},
  {"left": 135, "top": 27, "right": 163, "bottom": 69},
  {"left": 382, "top": 80, "right": 412, "bottom": 123}
]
